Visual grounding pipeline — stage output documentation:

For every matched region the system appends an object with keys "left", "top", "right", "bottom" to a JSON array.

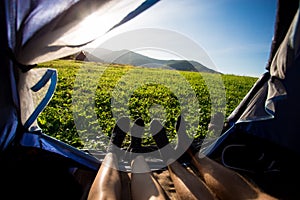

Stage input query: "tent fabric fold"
[
  {"left": 225, "top": 2, "right": 300, "bottom": 154},
  {"left": 266, "top": 0, "right": 299, "bottom": 70},
  {"left": 270, "top": 8, "right": 300, "bottom": 79},
  {"left": 0, "top": 0, "right": 160, "bottom": 152},
  {"left": 5, "top": 0, "right": 159, "bottom": 66}
]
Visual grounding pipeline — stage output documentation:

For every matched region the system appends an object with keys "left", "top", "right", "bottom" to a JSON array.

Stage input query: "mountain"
[
  {"left": 83, "top": 48, "right": 220, "bottom": 73},
  {"left": 87, "top": 49, "right": 163, "bottom": 66}
]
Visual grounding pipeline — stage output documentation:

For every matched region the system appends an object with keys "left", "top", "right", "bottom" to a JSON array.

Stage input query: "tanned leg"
[
  {"left": 151, "top": 119, "right": 217, "bottom": 200},
  {"left": 88, "top": 152, "right": 122, "bottom": 200},
  {"left": 131, "top": 155, "right": 168, "bottom": 200},
  {"left": 88, "top": 116, "right": 130, "bottom": 200},
  {"left": 189, "top": 151, "right": 278, "bottom": 200}
]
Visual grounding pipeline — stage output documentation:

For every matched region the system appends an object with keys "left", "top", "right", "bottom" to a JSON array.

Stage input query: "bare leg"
[
  {"left": 190, "top": 151, "right": 278, "bottom": 200},
  {"left": 88, "top": 116, "right": 130, "bottom": 200},
  {"left": 176, "top": 115, "right": 277, "bottom": 200},
  {"left": 168, "top": 160, "right": 216, "bottom": 200},
  {"left": 151, "top": 118, "right": 216, "bottom": 200},
  {"left": 131, "top": 155, "right": 168, "bottom": 200},
  {"left": 88, "top": 152, "right": 122, "bottom": 200}
]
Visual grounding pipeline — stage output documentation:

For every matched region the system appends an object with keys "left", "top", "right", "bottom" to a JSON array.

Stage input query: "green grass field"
[{"left": 36, "top": 59, "right": 257, "bottom": 150}]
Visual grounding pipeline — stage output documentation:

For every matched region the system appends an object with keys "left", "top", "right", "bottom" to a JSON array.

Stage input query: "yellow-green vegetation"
[{"left": 37, "top": 59, "right": 257, "bottom": 150}]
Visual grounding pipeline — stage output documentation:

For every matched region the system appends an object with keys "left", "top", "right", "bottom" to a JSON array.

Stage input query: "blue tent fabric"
[
  {"left": 108, "top": 0, "right": 160, "bottom": 32},
  {"left": 0, "top": 1, "right": 19, "bottom": 151},
  {"left": 22, "top": 69, "right": 57, "bottom": 131},
  {"left": 20, "top": 131, "right": 100, "bottom": 170}
]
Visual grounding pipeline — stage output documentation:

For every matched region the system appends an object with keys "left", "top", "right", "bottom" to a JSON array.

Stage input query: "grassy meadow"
[{"left": 36, "top": 59, "right": 257, "bottom": 150}]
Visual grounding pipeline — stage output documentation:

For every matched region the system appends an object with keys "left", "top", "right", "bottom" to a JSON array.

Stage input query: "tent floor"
[{"left": 1, "top": 142, "right": 300, "bottom": 200}]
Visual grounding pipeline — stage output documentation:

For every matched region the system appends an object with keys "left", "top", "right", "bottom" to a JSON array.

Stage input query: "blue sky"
[{"left": 93, "top": 0, "right": 278, "bottom": 77}]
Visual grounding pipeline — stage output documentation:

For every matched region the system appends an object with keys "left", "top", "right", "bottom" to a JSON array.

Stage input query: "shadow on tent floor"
[
  {"left": 207, "top": 129, "right": 300, "bottom": 200},
  {"left": 0, "top": 146, "right": 97, "bottom": 200},
  {"left": 1, "top": 137, "right": 300, "bottom": 200},
  {"left": 0, "top": 145, "right": 179, "bottom": 200}
]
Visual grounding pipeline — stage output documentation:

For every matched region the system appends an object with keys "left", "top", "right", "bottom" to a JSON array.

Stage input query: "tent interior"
[{"left": 0, "top": 0, "right": 300, "bottom": 199}]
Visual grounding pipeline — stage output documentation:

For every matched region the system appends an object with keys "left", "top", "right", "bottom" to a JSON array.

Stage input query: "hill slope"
[{"left": 84, "top": 48, "right": 220, "bottom": 73}]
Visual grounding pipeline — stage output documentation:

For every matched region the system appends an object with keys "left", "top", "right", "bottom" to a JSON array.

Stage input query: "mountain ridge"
[{"left": 73, "top": 48, "right": 220, "bottom": 74}]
